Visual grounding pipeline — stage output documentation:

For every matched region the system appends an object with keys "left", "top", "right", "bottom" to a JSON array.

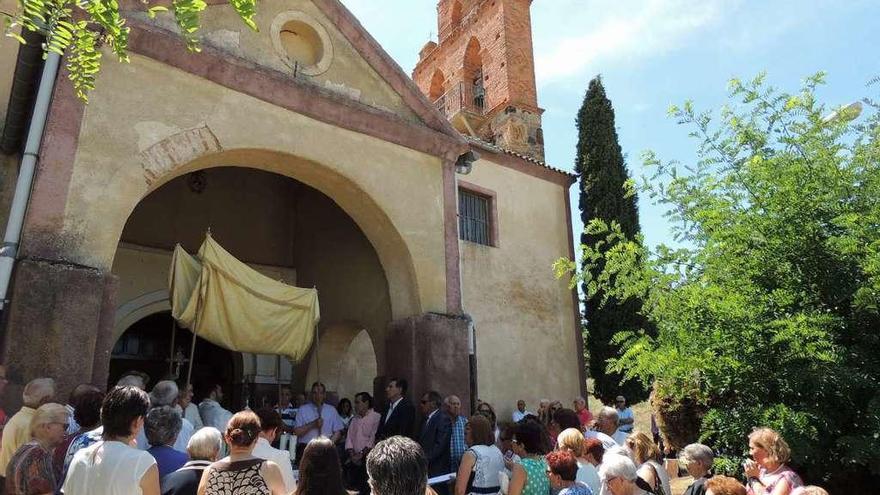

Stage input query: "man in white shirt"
[
  {"left": 198, "top": 383, "right": 234, "bottom": 432},
  {"left": 615, "top": 396, "right": 634, "bottom": 435},
  {"left": 595, "top": 406, "right": 628, "bottom": 446},
  {"left": 293, "top": 381, "right": 344, "bottom": 464},
  {"left": 254, "top": 408, "right": 297, "bottom": 493},
  {"left": 512, "top": 400, "right": 533, "bottom": 423}
]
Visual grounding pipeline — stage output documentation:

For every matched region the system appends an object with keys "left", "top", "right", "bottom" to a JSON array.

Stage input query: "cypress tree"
[{"left": 575, "top": 76, "right": 649, "bottom": 403}]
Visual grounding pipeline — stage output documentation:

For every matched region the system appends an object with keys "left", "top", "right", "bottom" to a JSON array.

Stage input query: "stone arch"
[
  {"left": 429, "top": 69, "right": 446, "bottom": 101},
  {"left": 463, "top": 37, "right": 482, "bottom": 74},
  {"left": 123, "top": 141, "right": 422, "bottom": 321},
  {"left": 304, "top": 322, "right": 378, "bottom": 398}
]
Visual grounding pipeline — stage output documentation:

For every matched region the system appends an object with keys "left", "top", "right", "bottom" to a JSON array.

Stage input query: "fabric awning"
[{"left": 169, "top": 234, "right": 320, "bottom": 362}]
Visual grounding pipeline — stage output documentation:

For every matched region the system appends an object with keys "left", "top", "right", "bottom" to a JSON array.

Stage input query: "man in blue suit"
[{"left": 418, "top": 390, "right": 451, "bottom": 495}]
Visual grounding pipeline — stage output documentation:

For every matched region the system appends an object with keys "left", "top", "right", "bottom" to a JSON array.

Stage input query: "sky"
[{"left": 341, "top": 0, "right": 878, "bottom": 249}]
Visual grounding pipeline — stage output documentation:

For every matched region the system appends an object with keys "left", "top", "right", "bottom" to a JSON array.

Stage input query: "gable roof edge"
[{"left": 313, "top": 0, "right": 467, "bottom": 149}]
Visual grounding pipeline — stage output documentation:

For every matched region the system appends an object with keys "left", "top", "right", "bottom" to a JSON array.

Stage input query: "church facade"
[{"left": 0, "top": 0, "right": 584, "bottom": 418}]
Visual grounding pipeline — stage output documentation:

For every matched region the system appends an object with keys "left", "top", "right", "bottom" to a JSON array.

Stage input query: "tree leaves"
[
  {"left": 3, "top": 0, "right": 258, "bottom": 101},
  {"left": 557, "top": 73, "right": 880, "bottom": 486}
]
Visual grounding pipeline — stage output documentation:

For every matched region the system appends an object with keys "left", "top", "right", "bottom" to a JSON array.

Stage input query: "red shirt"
[{"left": 577, "top": 408, "right": 593, "bottom": 428}]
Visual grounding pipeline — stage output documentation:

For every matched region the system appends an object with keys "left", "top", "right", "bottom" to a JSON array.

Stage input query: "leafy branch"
[{"left": 3, "top": 0, "right": 258, "bottom": 102}]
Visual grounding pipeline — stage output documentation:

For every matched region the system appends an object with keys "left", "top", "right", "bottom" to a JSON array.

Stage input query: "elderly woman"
[
  {"left": 598, "top": 453, "right": 646, "bottom": 495},
  {"left": 161, "top": 427, "right": 223, "bottom": 495},
  {"left": 4, "top": 403, "right": 68, "bottom": 494},
  {"left": 197, "top": 410, "right": 286, "bottom": 495},
  {"left": 63, "top": 385, "right": 160, "bottom": 495},
  {"left": 625, "top": 432, "right": 670, "bottom": 495},
  {"left": 508, "top": 419, "right": 550, "bottom": 495},
  {"left": 680, "top": 443, "right": 714, "bottom": 495},
  {"left": 146, "top": 406, "right": 189, "bottom": 478},
  {"left": 743, "top": 428, "right": 802, "bottom": 495},
  {"left": 454, "top": 415, "right": 505, "bottom": 495},
  {"left": 139, "top": 381, "right": 194, "bottom": 453},
  {"left": 545, "top": 450, "right": 593, "bottom": 495},
  {"left": 557, "top": 428, "right": 600, "bottom": 495}
]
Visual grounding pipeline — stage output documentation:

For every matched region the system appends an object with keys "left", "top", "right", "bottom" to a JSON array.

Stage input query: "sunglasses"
[{"left": 54, "top": 422, "right": 70, "bottom": 430}]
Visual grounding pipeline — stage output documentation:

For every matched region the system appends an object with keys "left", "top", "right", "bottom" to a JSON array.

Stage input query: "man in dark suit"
[
  {"left": 418, "top": 390, "right": 451, "bottom": 494},
  {"left": 376, "top": 377, "right": 416, "bottom": 441}
]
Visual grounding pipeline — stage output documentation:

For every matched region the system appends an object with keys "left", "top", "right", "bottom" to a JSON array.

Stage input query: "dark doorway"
[{"left": 109, "top": 311, "right": 244, "bottom": 409}]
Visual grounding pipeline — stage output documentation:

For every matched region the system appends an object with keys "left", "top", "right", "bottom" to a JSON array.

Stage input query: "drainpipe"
[
  {"left": 466, "top": 314, "right": 477, "bottom": 414},
  {"left": 0, "top": 52, "right": 62, "bottom": 311}
]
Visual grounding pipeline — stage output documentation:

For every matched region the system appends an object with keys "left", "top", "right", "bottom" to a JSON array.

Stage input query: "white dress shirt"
[{"left": 252, "top": 437, "right": 297, "bottom": 492}]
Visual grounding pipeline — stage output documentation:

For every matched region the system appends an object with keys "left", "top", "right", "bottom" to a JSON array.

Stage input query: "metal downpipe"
[{"left": 0, "top": 52, "right": 62, "bottom": 310}]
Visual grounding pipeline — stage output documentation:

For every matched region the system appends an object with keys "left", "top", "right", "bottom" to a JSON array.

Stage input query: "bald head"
[{"left": 22, "top": 378, "right": 56, "bottom": 408}]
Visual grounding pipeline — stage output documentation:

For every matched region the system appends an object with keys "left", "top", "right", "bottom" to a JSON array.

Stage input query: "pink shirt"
[{"left": 345, "top": 409, "right": 381, "bottom": 453}]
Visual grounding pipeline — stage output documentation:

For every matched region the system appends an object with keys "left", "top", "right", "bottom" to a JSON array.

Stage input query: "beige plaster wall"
[
  {"left": 54, "top": 52, "right": 448, "bottom": 317},
  {"left": 459, "top": 158, "right": 580, "bottom": 422},
  {"left": 133, "top": 0, "right": 420, "bottom": 124},
  {"left": 0, "top": 0, "right": 18, "bottom": 130}
]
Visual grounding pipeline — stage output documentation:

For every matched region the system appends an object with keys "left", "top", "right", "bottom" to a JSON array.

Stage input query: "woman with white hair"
[
  {"left": 4, "top": 403, "right": 68, "bottom": 494},
  {"left": 598, "top": 453, "right": 646, "bottom": 495},
  {"left": 161, "top": 427, "right": 223, "bottom": 495}
]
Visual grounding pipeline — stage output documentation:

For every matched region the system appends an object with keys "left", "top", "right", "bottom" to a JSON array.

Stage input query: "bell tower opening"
[{"left": 413, "top": 0, "right": 545, "bottom": 161}]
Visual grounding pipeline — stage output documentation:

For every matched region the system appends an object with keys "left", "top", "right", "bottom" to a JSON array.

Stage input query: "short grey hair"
[
  {"left": 367, "top": 436, "right": 427, "bottom": 495},
  {"left": 599, "top": 406, "right": 619, "bottom": 426},
  {"left": 574, "top": 397, "right": 586, "bottom": 405},
  {"left": 187, "top": 426, "right": 223, "bottom": 460},
  {"left": 598, "top": 453, "right": 638, "bottom": 482},
  {"left": 30, "top": 403, "right": 68, "bottom": 436},
  {"left": 605, "top": 445, "right": 631, "bottom": 459},
  {"left": 680, "top": 443, "right": 714, "bottom": 467},
  {"left": 22, "top": 378, "right": 56, "bottom": 408},
  {"left": 149, "top": 380, "right": 179, "bottom": 407},
  {"left": 145, "top": 406, "right": 182, "bottom": 447}
]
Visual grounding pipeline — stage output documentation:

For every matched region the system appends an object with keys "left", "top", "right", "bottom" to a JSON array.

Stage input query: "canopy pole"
[
  {"left": 168, "top": 318, "right": 177, "bottom": 376},
  {"left": 314, "top": 323, "right": 320, "bottom": 381},
  {"left": 276, "top": 354, "right": 282, "bottom": 409},
  {"left": 185, "top": 286, "right": 204, "bottom": 386}
]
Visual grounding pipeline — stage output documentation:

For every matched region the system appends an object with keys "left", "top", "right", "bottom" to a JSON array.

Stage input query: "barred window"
[{"left": 459, "top": 189, "right": 491, "bottom": 245}]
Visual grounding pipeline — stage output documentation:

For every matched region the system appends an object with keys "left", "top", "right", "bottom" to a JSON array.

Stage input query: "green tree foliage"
[
  {"left": 574, "top": 76, "right": 650, "bottom": 403},
  {"left": 2, "top": 0, "right": 258, "bottom": 101},
  {"left": 556, "top": 72, "right": 880, "bottom": 487}
]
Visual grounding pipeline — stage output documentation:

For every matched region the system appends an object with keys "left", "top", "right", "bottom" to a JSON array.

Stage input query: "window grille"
[{"left": 459, "top": 189, "right": 491, "bottom": 245}]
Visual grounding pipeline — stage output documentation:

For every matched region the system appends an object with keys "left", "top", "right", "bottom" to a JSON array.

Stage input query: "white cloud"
[{"left": 534, "top": 0, "right": 731, "bottom": 86}]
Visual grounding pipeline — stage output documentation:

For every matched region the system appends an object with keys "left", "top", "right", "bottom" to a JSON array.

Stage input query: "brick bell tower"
[{"left": 413, "top": 0, "right": 544, "bottom": 161}]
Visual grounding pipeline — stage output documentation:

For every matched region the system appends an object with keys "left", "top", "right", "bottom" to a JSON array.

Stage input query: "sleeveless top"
[
  {"left": 520, "top": 457, "right": 550, "bottom": 495},
  {"left": 62, "top": 440, "right": 157, "bottom": 495},
  {"left": 466, "top": 445, "right": 505, "bottom": 494},
  {"left": 204, "top": 458, "right": 270, "bottom": 495},
  {"left": 748, "top": 465, "right": 802, "bottom": 495}
]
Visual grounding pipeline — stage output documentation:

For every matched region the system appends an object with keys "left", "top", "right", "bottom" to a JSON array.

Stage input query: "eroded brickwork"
[{"left": 413, "top": 0, "right": 544, "bottom": 161}]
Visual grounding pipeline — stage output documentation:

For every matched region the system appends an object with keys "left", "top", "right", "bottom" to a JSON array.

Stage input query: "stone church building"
[{"left": 0, "top": 0, "right": 584, "bottom": 418}]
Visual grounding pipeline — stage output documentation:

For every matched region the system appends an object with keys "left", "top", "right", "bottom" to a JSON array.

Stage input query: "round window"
[{"left": 271, "top": 12, "right": 333, "bottom": 76}]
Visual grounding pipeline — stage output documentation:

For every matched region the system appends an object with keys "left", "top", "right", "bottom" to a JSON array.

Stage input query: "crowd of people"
[{"left": 0, "top": 367, "right": 834, "bottom": 495}]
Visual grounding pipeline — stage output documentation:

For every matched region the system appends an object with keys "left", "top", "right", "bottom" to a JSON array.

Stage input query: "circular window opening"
[{"left": 280, "top": 20, "right": 323, "bottom": 68}]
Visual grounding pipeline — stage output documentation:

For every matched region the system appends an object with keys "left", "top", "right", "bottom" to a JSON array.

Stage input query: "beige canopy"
[{"left": 169, "top": 234, "right": 320, "bottom": 362}]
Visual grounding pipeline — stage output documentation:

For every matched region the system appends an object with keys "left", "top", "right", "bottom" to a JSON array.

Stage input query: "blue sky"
[{"left": 342, "top": 0, "right": 878, "bottom": 249}]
